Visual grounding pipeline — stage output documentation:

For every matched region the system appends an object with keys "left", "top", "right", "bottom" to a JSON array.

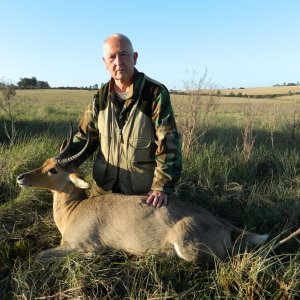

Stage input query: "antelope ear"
[{"left": 68, "top": 173, "right": 89, "bottom": 189}]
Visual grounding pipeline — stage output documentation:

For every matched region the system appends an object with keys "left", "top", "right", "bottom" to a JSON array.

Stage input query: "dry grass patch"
[
  {"left": 221, "top": 85, "right": 300, "bottom": 96},
  {"left": 15, "top": 89, "right": 95, "bottom": 105}
]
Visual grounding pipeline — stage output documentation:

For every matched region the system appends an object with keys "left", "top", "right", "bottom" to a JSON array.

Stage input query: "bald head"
[
  {"left": 103, "top": 33, "right": 134, "bottom": 58},
  {"left": 102, "top": 33, "right": 138, "bottom": 90}
]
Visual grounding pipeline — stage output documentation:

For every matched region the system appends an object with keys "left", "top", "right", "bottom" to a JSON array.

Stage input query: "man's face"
[{"left": 102, "top": 37, "right": 138, "bottom": 82}]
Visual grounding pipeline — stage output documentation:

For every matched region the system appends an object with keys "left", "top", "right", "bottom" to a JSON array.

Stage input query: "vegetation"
[
  {"left": 4, "top": 76, "right": 100, "bottom": 90},
  {"left": 0, "top": 88, "right": 299, "bottom": 299},
  {"left": 17, "top": 77, "right": 50, "bottom": 89}
]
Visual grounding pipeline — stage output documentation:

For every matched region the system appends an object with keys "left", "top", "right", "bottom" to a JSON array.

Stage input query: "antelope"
[{"left": 16, "top": 127, "right": 268, "bottom": 263}]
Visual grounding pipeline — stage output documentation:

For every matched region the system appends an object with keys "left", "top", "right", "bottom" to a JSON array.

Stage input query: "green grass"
[{"left": 0, "top": 90, "right": 299, "bottom": 299}]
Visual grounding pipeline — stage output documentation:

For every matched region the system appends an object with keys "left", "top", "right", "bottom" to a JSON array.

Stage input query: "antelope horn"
[
  {"left": 56, "top": 128, "right": 91, "bottom": 167},
  {"left": 56, "top": 122, "right": 74, "bottom": 160}
]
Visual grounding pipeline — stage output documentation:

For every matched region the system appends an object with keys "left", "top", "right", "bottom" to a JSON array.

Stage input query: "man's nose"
[{"left": 114, "top": 53, "right": 123, "bottom": 65}]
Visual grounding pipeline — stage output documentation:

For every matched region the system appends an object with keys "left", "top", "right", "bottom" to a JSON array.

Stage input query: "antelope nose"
[{"left": 17, "top": 174, "right": 24, "bottom": 181}]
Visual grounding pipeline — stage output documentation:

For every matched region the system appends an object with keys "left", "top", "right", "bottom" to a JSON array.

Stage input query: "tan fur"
[{"left": 17, "top": 158, "right": 268, "bottom": 263}]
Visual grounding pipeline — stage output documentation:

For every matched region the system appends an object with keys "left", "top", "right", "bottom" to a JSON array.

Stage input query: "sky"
[{"left": 1, "top": 0, "right": 299, "bottom": 90}]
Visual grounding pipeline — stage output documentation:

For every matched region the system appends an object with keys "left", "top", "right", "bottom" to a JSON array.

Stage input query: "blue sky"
[{"left": 1, "top": 0, "right": 299, "bottom": 90}]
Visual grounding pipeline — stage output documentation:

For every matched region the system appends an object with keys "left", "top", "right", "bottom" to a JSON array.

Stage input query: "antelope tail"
[{"left": 232, "top": 227, "right": 269, "bottom": 246}]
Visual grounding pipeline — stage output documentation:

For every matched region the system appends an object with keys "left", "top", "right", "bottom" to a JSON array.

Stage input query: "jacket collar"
[{"left": 108, "top": 68, "right": 146, "bottom": 103}]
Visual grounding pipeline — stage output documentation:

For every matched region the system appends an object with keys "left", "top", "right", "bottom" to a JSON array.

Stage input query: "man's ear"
[
  {"left": 102, "top": 56, "right": 108, "bottom": 69},
  {"left": 133, "top": 51, "right": 138, "bottom": 65},
  {"left": 68, "top": 173, "right": 89, "bottom": 189}
]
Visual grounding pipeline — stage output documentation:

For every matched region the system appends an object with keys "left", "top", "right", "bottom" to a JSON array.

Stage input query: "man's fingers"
[
  {"left": 154, "top": 196, "right": 168, "bottom": 208},
  {"left": 157, "top": 196, "right": 167, "bottom": 208},
  {"left": 163, "top": 196, "right": 168, "bottom": 206},
  {"left": 146, "top": 191, "right": 168, "bottom": 208},
  {"left": 146, "top": 194, "right": 154, "bottom": 204},
  {"left": 152, "top": 196, "right": 160, "bottom": 207}
]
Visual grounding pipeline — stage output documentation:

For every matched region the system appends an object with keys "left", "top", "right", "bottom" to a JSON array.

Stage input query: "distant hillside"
[{"left": 221, "top": 85, "right": 300, "bottom": 96}]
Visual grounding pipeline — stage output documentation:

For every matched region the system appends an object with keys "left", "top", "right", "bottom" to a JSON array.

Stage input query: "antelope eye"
[{"left": 48, "top": 168, "right": 58, "bottom": 174}]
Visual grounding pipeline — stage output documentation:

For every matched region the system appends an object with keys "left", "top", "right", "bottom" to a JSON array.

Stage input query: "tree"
[
  {"left": 36, "top": 80, "right": 50, "bottom": 89},
  {"left": 177, "top": 70, "right": 221, "bottom": 156},
  {"left": 17, "top": 77, "right": 37, "bottom": 89},
  {"left": 17, "top": 77, "right": 50, "bottom": 89}
]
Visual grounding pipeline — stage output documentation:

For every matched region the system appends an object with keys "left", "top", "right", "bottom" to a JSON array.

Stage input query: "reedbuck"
[{"left": 17, "top": 127, "right": 268, "bottom": 263}]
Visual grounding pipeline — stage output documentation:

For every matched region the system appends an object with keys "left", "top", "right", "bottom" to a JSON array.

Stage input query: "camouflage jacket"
[{"left": 71, "top": 69, "right": 182, "bottom": 194}]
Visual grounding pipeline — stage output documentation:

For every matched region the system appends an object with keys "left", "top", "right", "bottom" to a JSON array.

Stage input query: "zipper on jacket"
[
  {"left": 114, "top": 128, "right": 123, "bottom": 191},
  {"left": 119, "top": 129, "right": 124, "bottom": 144}
]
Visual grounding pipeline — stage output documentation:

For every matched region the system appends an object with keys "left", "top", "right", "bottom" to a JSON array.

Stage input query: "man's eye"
[{"left": 107, "top": 52, "right": 130, "bottom": 62}]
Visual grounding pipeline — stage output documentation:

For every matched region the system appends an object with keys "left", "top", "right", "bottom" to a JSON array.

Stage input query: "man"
[{"left": 69, "top": 33, "right": 182, "bottom": 208}]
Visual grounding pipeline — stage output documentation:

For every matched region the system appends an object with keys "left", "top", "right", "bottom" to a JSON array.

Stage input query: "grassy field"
[
  {"left": 221, "top": 85, "right": 300, "bottom": 96},
  {"left": 0, "top": 88, "right": 300, "bottom": 299}
]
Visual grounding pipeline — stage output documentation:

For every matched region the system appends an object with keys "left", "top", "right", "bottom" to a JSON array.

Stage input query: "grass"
[
  {"left": 221, "top": 85, "right": 300, "bottom": 96},
  {"left": 0, "top": 89, "right": 299, "bottom": 299}
]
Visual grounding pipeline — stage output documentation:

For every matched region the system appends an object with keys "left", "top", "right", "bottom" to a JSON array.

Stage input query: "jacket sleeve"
[
  {"left": 151, "top": 87, "right": 182, "bottom": 194},
  {"left": 65, "top": 93, "right": 100, "bottom": 165}
]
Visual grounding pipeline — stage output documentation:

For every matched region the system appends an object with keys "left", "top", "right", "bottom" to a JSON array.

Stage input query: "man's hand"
[{"left": 146, "top": 191, "right": 168, "bottom": 208}]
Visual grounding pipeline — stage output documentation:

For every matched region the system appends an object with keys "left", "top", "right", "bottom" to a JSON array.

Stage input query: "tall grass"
[{"left": 0, "top": 89, "right": 299, "bottom": 299}]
